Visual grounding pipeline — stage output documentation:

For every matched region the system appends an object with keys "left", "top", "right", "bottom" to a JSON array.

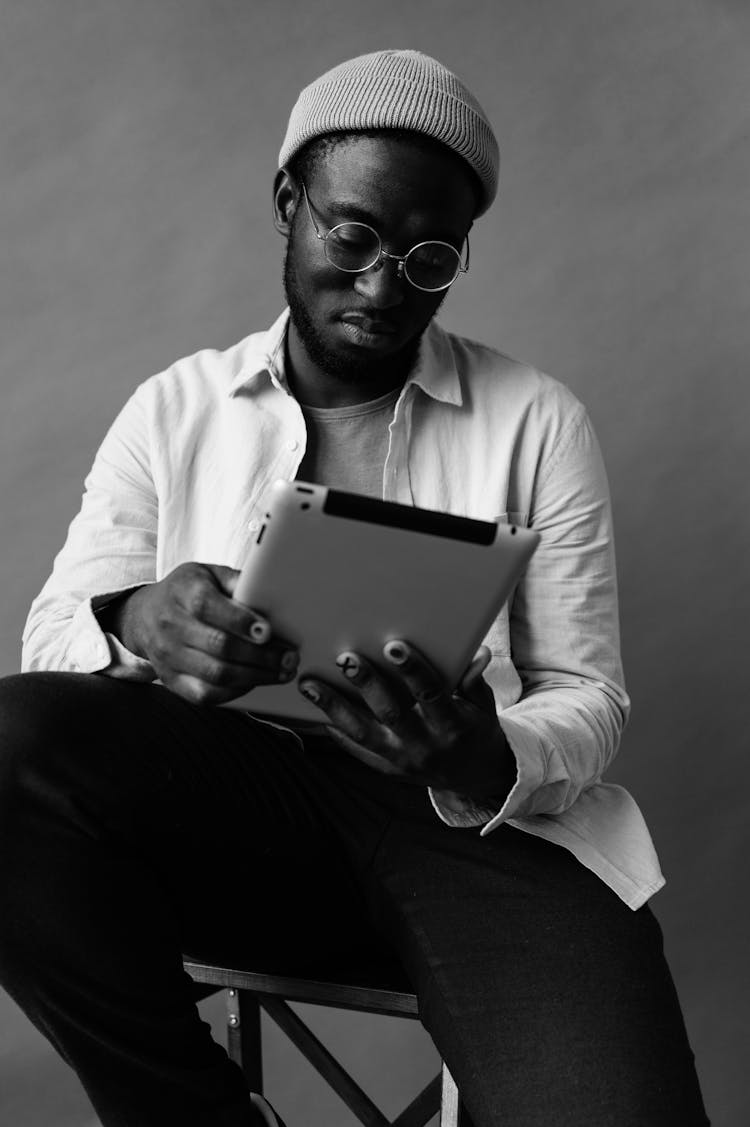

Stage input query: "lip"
[{"left": 340, "top": 313, "right": 398, "bottom": 336}]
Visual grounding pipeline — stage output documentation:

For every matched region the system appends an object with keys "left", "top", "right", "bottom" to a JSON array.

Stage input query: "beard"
[{"left": 282, "top": 228, "right": 438, "bottom": 387}]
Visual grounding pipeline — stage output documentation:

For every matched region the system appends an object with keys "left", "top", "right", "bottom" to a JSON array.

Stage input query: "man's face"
[{"left": 280, "top": 134, "right": 477, "bottom": 388}]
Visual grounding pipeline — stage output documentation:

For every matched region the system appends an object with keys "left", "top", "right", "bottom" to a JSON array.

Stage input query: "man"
[{"left": 0, "top": 50, "right": 708, "bottom": 1127}]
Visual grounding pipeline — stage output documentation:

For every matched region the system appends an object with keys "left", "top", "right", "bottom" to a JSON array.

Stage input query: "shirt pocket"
[{"left": 482, "top": 511, "right": 529, "bottom": 656}]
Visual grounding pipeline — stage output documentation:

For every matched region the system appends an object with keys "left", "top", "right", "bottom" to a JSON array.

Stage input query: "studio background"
[{"left": 1, "top": 1, "right": 747, "bottom": 1124}]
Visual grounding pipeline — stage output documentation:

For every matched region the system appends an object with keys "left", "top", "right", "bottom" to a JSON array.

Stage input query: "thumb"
[
  {"left": 457, "top": 646, "right": 494, "bottom": 708},
  {"left": 205, "top": 564, "right": 241, "bottom": 597}
]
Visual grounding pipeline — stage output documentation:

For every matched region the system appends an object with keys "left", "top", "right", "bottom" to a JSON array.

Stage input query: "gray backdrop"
[{"left": 1, "top": 1, "right": 748, "bottom": 1124}]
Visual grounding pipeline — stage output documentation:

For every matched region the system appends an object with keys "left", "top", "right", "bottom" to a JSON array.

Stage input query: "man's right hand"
[{"left": 100, "top": 562, "right": 298, "bottom": 706}]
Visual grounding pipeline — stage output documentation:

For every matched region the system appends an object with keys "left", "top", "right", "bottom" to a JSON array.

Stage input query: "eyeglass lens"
[{"left": 326, "top": 223, "right": 461, "bottom": 290}]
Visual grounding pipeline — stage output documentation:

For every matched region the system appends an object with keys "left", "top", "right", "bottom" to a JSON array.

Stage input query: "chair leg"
[
  {"left": 440, "top": 1063, "right": 463, "bottom": 1127},
  {"left": 260, "top": 995, "right": 390, "bottom": 1126},
  {"left": 226, "top": 988, "right": 263, "bottom": 1092},
  {"left": 223, "top": 987, "right": 469, "bottom": 1126},
  {"left": 391, "top": 1073, "right": 441, "bottom": 1127}
]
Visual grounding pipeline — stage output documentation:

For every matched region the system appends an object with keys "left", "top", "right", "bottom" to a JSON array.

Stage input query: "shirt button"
[
  {"left": 247, "top": 519, "right": 261, "bottom": 532},
  {"left": 287, "top": 440, "right": 299, "bottom": 452}
]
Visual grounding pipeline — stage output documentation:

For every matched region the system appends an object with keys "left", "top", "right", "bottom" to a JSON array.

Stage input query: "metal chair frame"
[{"left": 184, "top": 957, "right": 468, "bottom": 1126}]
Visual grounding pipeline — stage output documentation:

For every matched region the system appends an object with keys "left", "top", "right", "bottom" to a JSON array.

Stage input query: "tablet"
[{"left": 225, "top": 480, "right": 539, "bottom": 722}]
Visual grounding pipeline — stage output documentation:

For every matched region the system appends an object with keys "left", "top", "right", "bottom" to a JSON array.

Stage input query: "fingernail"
[
  {"left": 281, "top": 650, "right": 299, "bottom": 672},
  {"left": 298, "top": 681, "right": 321, "bottom": 703},
  {"left": 336, "top": 651, "right": 360, "bottom": 679},
  {"left": 384, "top": 640, "right": 408, "bottom": 665},
  {"left": 249, "top": 619, "right": 270, "bottom": 643}
]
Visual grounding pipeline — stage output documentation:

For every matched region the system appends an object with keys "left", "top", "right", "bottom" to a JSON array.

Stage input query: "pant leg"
[
  {"left": 352, "top": 782, "right": 710, "bottom": 1127},
  {"left": 0, "top": 672, "right": 388, "bottom": 1127},
  {"left": 1, "top": 674, "right": 710, "bottom": 1126}
]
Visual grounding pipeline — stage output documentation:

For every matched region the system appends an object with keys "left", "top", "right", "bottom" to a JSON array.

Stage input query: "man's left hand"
[{"left": 297, "top": 641, "right": 517, "bottom": 802}]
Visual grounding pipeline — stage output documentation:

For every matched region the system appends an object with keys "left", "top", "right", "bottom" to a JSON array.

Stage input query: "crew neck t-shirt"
[{"left": 294, "top": 386, "right": 401, "bottom": 497}]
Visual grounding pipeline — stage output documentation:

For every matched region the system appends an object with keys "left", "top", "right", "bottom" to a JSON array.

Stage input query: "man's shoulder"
[
  {"left": 130, "top": 327, "right": 274, "bottom": 419},
  {"left": 439, "top": 324, "right": 586, "bottom": 421}
]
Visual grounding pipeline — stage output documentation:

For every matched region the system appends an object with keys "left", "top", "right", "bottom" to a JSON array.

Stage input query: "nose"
[{"left": 352, "top": 256, "right": 405, "bottom": 309}]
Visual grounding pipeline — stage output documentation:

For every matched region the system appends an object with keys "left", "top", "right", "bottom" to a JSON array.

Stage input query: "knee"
[
  {"left": 0, "top": 672, "right": 96, "bottom": 801},
  {"left": 0, "top": 672, "right": 58, "bottom": 773},
  {"left": 0, "top": 671, "right": 166, "bottom": 837}
]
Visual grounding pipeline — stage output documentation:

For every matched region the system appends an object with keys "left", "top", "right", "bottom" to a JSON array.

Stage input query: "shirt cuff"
[
  {"left": 428, "top": 710, "right": 547, "bottom": 832},
  {"left": 478, "top": 711, "right": 549, "bottom": 836},
  {"left": 67, "top": 592, "right": 156, "bottom": 680},
  {"left": 428, "top": 786, "right": 504, "bottom": 829}
]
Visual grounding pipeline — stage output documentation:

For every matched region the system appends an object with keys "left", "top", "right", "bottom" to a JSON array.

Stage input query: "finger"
[
  {"left": 206, "top": 565, "right": 272, "bottom": 639},
  {"left": 177, "top": 614, "right": 298, "bottom": 674},
  {"left": 176, "top": 566, "right": 273, "bottom": 644},
  {"left": 323, "top": 726, "right": 404, "bottom": 777},
  {"left": 170, "top": 643, "right": 298, "bottom": 697},
  {"left": 297, "top": 678, "right": 384, "bottom": 749},
  {"left": 460, "top": 645, "right": 492, "bottom": 690},
  {"left": 205, "top": 564, "right": 241, "bottom": 597},
  {"left": 458, "top": 672, "right": 495, "bottom": 712},
  {"left": 166, "top": 662, "right": 288, "bottom": 707},
  {"left": 457, "top": 646, "right": 495, "bottom": 710},
  {"left": 334, "top": 650, "right": 416, "bottom": 731},
  {"left": 381, "top": 640, "right": 457, "bottom": 729}
]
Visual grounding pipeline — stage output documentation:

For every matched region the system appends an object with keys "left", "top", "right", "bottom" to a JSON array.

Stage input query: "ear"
[{"left": 273, "top": 168, "right": 299, "bottom": 237}]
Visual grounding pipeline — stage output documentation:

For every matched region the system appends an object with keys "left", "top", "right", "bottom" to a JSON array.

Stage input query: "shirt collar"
[
  {"left": 228, "top": 309, "right": 463, "bottom": 406},
  {"left": 228, "top": 309, "right": 291, "bottom": 397},
  {"left": 406, "top": 318, "right": 463, "bottom": 406}
]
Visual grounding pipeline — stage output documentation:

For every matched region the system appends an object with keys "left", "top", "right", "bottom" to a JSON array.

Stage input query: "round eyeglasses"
[{"left": 300, "top": 181, "right": 470, "bottom": 293}]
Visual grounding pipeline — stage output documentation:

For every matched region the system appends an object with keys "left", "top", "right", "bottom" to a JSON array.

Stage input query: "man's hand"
[
  {"left": 100, "top": 563, "right": 299, "bottom": 705},
  {"left": 296, "top": 641, "right": 517, "bottom": 803}
]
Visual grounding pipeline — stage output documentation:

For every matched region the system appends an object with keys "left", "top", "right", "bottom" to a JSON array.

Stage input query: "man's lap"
[
  {"left": 0, "top": 670, "right": 642, "bottom": 979},
  {"left": 0, "top": 670, "right": 677, "bottom": 972},
  {"left": 0, "top": 671, "right": 708, "bottom": 1125}
]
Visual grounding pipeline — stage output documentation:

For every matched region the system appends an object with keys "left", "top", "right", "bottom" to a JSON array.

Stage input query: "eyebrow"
[
  {"left": 325, "top": 198, "right": 379, "bottom": 225},
  {"left": 324, "top": 197, "right": 463, "bottom": 248}
]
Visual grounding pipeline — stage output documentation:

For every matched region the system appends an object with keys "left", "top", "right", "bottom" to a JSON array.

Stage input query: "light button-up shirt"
[{"left": 22, "top": 310, "right": 664, "bottom": 909}]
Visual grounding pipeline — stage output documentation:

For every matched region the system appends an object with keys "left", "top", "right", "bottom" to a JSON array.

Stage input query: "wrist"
[
  {"left": 97, "top": 585, "right": 151, "bottom": 659},
  {"left": 452, "top": 727, "right": 517, "bottom": 804}
]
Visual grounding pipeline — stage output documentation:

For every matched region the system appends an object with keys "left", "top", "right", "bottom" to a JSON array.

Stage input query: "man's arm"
[
  {"left": 22, "top": 386, "right": 160, "bottom": 677},
  {"left": 473, "top": 407, "right": 629, "bottom": 831},
  {"left": 22, "top": 385, "right": 298, "bottom": 703}
]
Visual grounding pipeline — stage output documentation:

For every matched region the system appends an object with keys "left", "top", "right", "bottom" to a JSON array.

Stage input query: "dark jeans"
[{"left": 0, "top": 672, "right": 708, "bottom": 1127}]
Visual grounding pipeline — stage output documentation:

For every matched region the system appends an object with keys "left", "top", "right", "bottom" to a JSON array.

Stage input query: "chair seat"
[{"left": 183, "top": 952, "right": 419, "bottom": 1018}]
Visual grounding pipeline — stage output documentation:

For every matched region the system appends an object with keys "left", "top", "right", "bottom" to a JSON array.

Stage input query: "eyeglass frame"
[{"left": 299, "top": 180, "right": 470, "bottom": 293}]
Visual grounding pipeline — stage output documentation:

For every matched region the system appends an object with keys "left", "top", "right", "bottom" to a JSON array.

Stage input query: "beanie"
[{"left": 278, "top": 49, "right": 499, "bottom": 216}]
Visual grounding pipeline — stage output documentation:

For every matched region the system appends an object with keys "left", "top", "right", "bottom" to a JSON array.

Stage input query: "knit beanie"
[{"left": 278, "top": 49, "right": 499, "bottom": 216}]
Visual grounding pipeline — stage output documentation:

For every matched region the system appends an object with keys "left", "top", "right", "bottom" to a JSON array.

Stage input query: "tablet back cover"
[{"left": 226, "top": 481, "right": 538, "bottom": 722}]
